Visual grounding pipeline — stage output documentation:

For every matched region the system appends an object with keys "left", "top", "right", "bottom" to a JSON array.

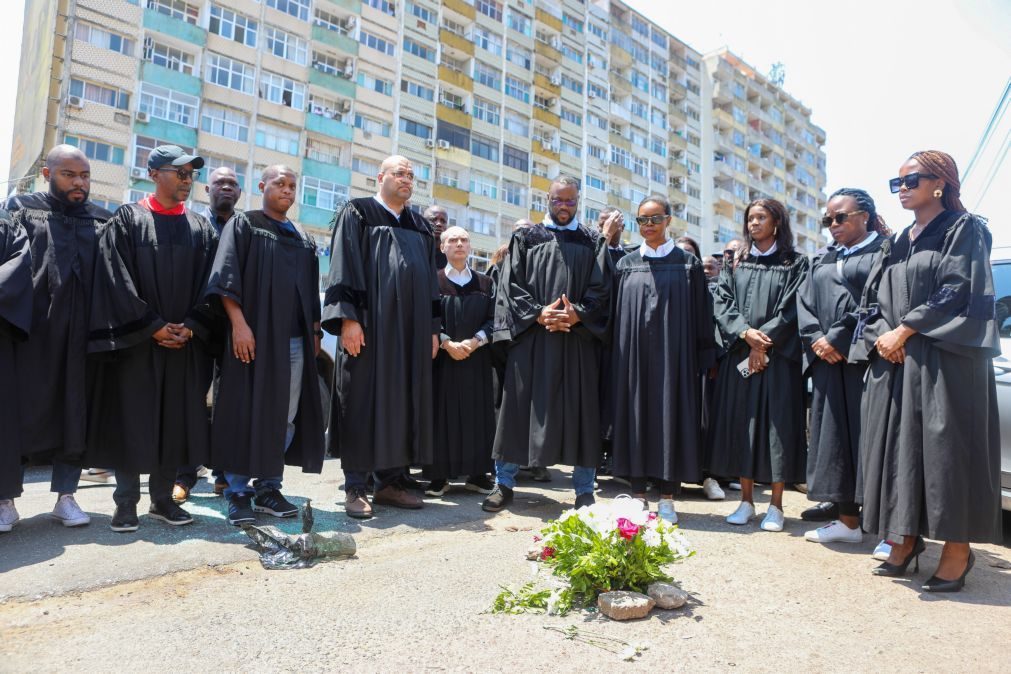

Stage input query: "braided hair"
[
  {"left": 908, "top": 150, "right": 966, "bottom": 212},
  {"left": 829, "top": 187, "right": 892, "bottom": 237},
  {"left": 742, "top": 198, "right": 794, "bottom": 256}
]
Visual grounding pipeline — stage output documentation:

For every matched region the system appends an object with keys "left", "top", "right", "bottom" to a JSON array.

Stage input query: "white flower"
[
  {"left": 620, "top": 646, "right": 637, "bottom": 661},
  {"left": 641, "top": 527, "right": 662, "bottom": 548},
  {"left": 546, "top": 588, "right": 563, "bottom": 615},
  {"left": 610, "top": 495, "right": 650, "bottom": 526}
]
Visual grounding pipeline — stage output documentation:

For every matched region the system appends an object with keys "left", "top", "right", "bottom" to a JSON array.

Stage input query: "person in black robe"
[
  {"left": 0, "top": 211, "right": 33, "bottom": 533},
  {"left": 3, "top": 146, "right": 111, "bottom": 529},
  {"left": 859, "top": 151, "right": 1000, "bottom": 592},
  {"left": 322, "top": 155, "right": 440, "bottom": 519},
  {"left": 483, "top": 175, "right": 611, "bottom": 512},
  {"left": 611, "top": 196, "right": 716, "bottom": 523},
  {"left": 423, "top": 226, "right": 496, "bottom": 496},
  {"left": 206, "top": 166, "right": 325, "bottom": 526},
  {"left": 797, "top": 188, "right": 889, "bottom": 545},
  {"left": 595, "top": 206, "right": 626, "bottom": 480},
  {"left": 86, "top": 145, "right": 217, "bottom": 532},
  {"left": 708, "top": 199, "right": 809, "bottom": 532},
  {"left": 174, "top": 165, "right": 243, "bottom": 502}
]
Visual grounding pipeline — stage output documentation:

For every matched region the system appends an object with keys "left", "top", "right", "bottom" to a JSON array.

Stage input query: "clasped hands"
[
  {"left": 153, "top": 323, "right": 193, "bottom": 350},
  {"left": 537, "top": 294, "right": 581, "bottom": 333},
  {"left": 742, "top": 327, "right": 773, "bottom": 374},
  {"left": 443, "top": 337, "right": 481, "bottom": 361},
  {"left": 874, "top": 325, "right": 915, "bottom": 364}
]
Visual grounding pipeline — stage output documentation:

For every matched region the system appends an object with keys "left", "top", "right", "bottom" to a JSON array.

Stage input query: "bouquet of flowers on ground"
[{"left": 492, "top": 496, "right": 694, "bottom": 616}]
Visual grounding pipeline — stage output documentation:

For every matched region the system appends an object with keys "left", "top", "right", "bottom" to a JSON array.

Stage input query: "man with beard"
[
  {"left": 322, "top": 155, "right": 440, "bottom": 519},
  {"left": 1, "top": 146, "right": 112, "bottom": 530},
  {"left": 172, "top": 166, "right": 243, "bottom": 502},
  {"left": 206, "top": 166, "right": 325, "bottom": 525},
  {"left": 87, "top": 145, "right": 218, "bottom": 531},
  {"left": 483, "top": 175, "right": 611, "bottom": 511}
]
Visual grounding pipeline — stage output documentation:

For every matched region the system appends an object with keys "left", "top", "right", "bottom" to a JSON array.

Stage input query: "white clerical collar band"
[
  {"left": 541, "top": 214, "right": 580, "bottom": 231},
  {"left": 749, "top": 241, "right": 778, "bottom": 257},
  {"left": 639, "top": 239, "right": 675, "bottom": 258}
]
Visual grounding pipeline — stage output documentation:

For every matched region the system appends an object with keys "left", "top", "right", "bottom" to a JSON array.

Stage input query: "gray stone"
[
  {"left": 647, "top": 582, "right": 689, "bottom": 609},
  {"left": 597, "top": 591, "right": 655, "bottom": 620}
]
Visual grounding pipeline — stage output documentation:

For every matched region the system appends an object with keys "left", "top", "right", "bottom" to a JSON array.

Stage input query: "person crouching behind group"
[{"left": 206, "top": 166, "right": 326, "bottom": 526}]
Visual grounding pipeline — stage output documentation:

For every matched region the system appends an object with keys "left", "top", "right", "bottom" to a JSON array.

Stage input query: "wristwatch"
[{"left": 739, "top": 329, "right": 749, "bottom": 340}]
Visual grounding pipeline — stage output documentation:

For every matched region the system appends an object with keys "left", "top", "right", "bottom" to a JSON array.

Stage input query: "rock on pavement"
[
  {"left": 597, "top": 591, "right": 655, "bottom": 620},
  {"left": 647, "top": 582, "right": 689, "bottom": 609}
]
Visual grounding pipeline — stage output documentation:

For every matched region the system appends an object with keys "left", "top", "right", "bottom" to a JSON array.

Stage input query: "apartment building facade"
[{"left": 8, "top": 0, "right": 826, "bottom": 270}]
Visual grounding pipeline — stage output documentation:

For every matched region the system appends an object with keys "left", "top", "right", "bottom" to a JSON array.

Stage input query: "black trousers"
[{"left": 114, "top": 465, "right": 177, "bottom": 506}]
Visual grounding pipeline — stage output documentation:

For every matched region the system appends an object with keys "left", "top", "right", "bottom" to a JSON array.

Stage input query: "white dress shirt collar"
[
  {"left": 837, "top": 231, "right": 878, "bottom": 256},
  {"left": 749, "top": 240, "right": 778, "bottom": 257},
  {"left": 373, "top": 193, "right": 403, "bottom": 218},
  {"left": 444, "top": 263, "right": 473, "bottom": 286},
  {"left": 639, "top": 238, "right": 676, "bottom": 259},
  {"left": 541, "top": 213, "right": 579, "bottom": 231}
]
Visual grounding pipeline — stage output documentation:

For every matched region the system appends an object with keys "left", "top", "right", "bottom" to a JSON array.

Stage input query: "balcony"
[
  {"left": 298, "top": 204, "right": 337, "bottom": 229},
  {"left": 436, "top": 103, "right": 471, "bottom": 128},
  {"left": 535, "top": 8, "right": 563, "bottom": 32},
  {"left": 442, "top": 0, "right": 476, "bottom": 20},
  {"left": 139, "top": 62, "right": 202, "bottom": 97},
  {"left": 533, "top": 39, "right": 561, "bottom": 62},
  {"left": 302, "top": 158, "right": 351, "bottom": 185},
  {"left": 133, "top": 116, "right": 197, "bottom": 148},
  {"left": 533, "top": 73, "right": 561, "bottom": 96},
  {"left": 669, "top": 132, "right": 688, "bottom": 151},
  {"left": 142, "top": 8, "right": 206, "bottom": 46},
  {"left": 309, "top": 68, "right": 357, "bottom": 98},
  {"left": 305, "top": 113, "right": 354, "bottom": 142},
  {"left": 312, "top": 24, "right": 359, "bottom": 56},
  {"left": 438, "top": 65, "right": 473, "bottom": 91},
  {"left": 433, "top": 181, "right": 469, "bottom": 205},
  {"left": 532, "top": 106, "right": 560, "bottom": 128},
  {"left": 668, "top": 80, "right": 687, "bottom": 102},
  {"left": 440, "top": 28, "right": 474, "bottom": 56}
]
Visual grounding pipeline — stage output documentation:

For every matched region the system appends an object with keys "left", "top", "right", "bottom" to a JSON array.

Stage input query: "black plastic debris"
[{"left": 241, "top": 499, "right": 356, "bottom": 570}]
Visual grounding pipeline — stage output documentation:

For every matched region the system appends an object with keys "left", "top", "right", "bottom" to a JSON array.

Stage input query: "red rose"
[
  {"left": 616, "top": 517, "right": 640, "bottom": 540},
  {"left": 540, "top": 546, "right": 556, "bottom": 560}
]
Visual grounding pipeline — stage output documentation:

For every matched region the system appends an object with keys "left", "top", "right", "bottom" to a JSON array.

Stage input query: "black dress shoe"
[
  {"left": 110, "top": 504, "right": 139, "bottom": 532},
  {"left": 923, "top": 550, "right": 975, "bottom": 593},
  {"left": 800, "top": 502, "right": 839, "bottom": 522},
  {"left": 574, "top": 493, "right": 595, "bottom": 508},
  {"left": 148, "top": 499, "right": 194, "bottom": 526},
  {"left": 482, "top": 485, "right": 514, "bottom": 512},
  {"left": 530, "top": 466, "right": 552, "bottom": 482}
]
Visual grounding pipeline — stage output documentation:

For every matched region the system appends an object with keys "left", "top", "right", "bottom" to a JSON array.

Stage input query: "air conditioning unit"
[
  {"left": 342, "top": 16, "right": 357, "bottom": 29},
  {"left": 339, "top": 100, "right": 351, "bottom": 113},
  {"left": 425, "top": 139, "right": 435, "bottom": 148},
  {"left": 67, "top": 95, "right": 84, "bottom": 108},
  {"left": 549, "top": 36, "right": 560, "bottom": 49},
  {"left": 135, "top": 111, "right": 150, "bottom": 123},
  {"left": 130, "top": 167, "right": 145, "bottom": 179},
  {"left": 550, "top": 75, "right": 561, "bottom": 86},
  {"left": 342, "top": 64, "right": 355, "bottom": 78},
  {"left": 437, "top": 140, "right": 450, "bottom": 149}
]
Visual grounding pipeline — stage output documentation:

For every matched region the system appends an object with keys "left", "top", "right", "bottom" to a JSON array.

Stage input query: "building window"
[
  {"left": 560, "top": 74, "right": 583, "bottom": 95},
  {"left": 437, "top": 167, "right": 460, "bottom": 189},
  {"left": 439, "top": 90, "right": 466, "bottom": 111},
  {"left": 585, "top": 174, "right": 605, "bottom": 191},
  {"left": 361, "top": 31, "right": 396, "bottom": 56},
  {"left": 201, "top": 104, "right": 249, "bottom": 142},
  {"left": 475, "top": 0, "right": 502, "bottom": 21},
  {"left": 650, "top": 162, "right": 666, "bottom": 184},
  {"left": 402, "top": 37, "right": 433, "bottom": 61},
  {"left": 561, "top": 45, "right": 582, "bottom": 64},
  {"left": 264, "top": 27, "right": 307, "bottom": 65},
  {"left": 473, "top": 62, "right": 501, "bottom": 90},
  {"left": 507, "top": 11, "right": 531, "bottom": 36},
  {"left": 146, "top": 0, "right": 199, "bottom": 24},
  {"left": 364, "top": 0, "right": 396, "bottom": 15},
  {"left": 307, "top": 93, "right": 348, "bottom": 119},
  {"left": 505, "top": 43, "right": 531, "bottom": 70},
  {"left": 139, "top": 83, "right": 199, "bottom": 126},
  {"left": 504, "top": 76, "right": 529, "bottom": 103},
  {"left": 305, "top": 137, "right": 343, "bottom": 164},
  {"left": 352, "top": 157, "right": 380, "bottom": 176},
  {"left": 205, "top": 53, "right": 255, "bottom": 94},
  {"left": 587, "top": 82, "right": 608, "bottom": 100},
  {"left": 133, "top": 136, "right": 193, "bottom": 172},
  {"left": 610, "top": 145, "right": 631, "bottom": 170},
  {"left": 559, "top": 140, "right": 581, "bottom": 159},
  {"left": 632, "top": 156, "right": 648, "bottom": 178},
  {"left": 502, "top": 145, "right": 528, "bottom": 172},
  {"left": 472, "top": 27, "right": 502, "bottom": 56},
  {"left": 470, "top": 173, "right": 498, "bottom": 199},
  {"left": 502, "top": 181, "right": 525, "bottom": 206},
  {"left": 399, "top": 118, "right": 432, "bottom": 140},
  {"left": 588, "top": 144, "right": 606, "bottom": 160},
  {"left": 560, "top": 108, "right": 581, "bottom": 126},
  {"left": 259, "top": 71, "right": 306, "bottom": 110},
  {"left": 74, "top": 23, "right": 134, "bottom": 56},
  {"left": 562, "top": 13, "right": 583, "bottom": 32},
  {"left": 143, "top": 39, "right": 194, "bottom": 74},
  {"left": 255, "top": 121, "right": 300, "bottom": 155},
  {"left": 203, "top": 156, "right": 247, "bottom": 191},
  {"left": 471, "top": 134, "right": 499, "bottom": 162},
  {"left": 406, "top": 2, "right": 435, "bottom": 22},
  {"left": 467, "top": 210, "right": 496, "bottom": 236},
  {"left": 69, "top": 78, "right": 129, "bottom": 110},
  {"left": 266, "top": 0, "right": 310, "bottom": 22},
  {"left": 401, "top": 78, "right": 434, "bottom": 102},
  {"left": 472, "top": 97, "right": 500, "bottom": 125},
  {"left": 650, "top": 136, "right": 667, "bottom": 157},
  {"left": 503, "top": 111, "right": 528, "bottom": 137},
  {"left": 436, "top": 121, "right": 470, "bottom": 149},
  {"left": 301, "top": 176, "right": 348, "bottom": 211},
  {"left": 209, "top": 6, "right": 258, "bottom": 47},
  {"left": 63, "top": 135, "right": 125, "bottom": 165},
  {"left": 588, "top": 22, "right": 606, "bottom": 40},
  {"left": 354, "top": 114, "right": 392, "bottom": 137},
  {"left": 312, "top": 8, "right": 351, "bottom": 33},
  {"left": 357, "top": 72, "right": 392, "bottom": 96}
]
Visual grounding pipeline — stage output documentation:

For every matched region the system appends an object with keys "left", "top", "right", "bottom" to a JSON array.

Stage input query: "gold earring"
[
  {"left": 773, "top": 226, "right": 778, "bottom": 236},
  {"left": 933, "top": 189, "right": 943, "bottom": 198}
]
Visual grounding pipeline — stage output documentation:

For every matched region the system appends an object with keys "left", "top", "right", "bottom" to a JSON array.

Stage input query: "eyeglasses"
[
  {"left": 549, "top": 198, "right": 578, "bottom": 207},
  {"left": 635, "top": 214, "right": 670, "bottom": 226},
  {"left": 156, "top": 168, "right": 200, "bottom": 181},
  {"left": 821, "top": 210, "right": 865, "bottom": 227},
  {"left": 389, "top": 170, "right": 415, "bottom": 181},
  {"left": 889, "top": 172, "right": 937, "bottom": 193}
]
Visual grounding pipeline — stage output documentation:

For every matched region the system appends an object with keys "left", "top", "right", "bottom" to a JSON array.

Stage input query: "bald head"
[
  {"left": 43, "top": 144, "right": 91, "bottom": 206},
  {"left": 206, "top": 166, "right": 242, "bottom": 215},
  {"left": 261, "top": 164, "right": 296, "bottom": 184},
  {"left": 378, "top": 155, "right": 414, "bottom": 209},
  {"left": 441, "top": 225, "right": 472, "bottom": 268}
]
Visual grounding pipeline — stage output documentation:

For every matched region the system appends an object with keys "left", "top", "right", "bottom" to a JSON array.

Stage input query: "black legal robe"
[
  {"left": 610, "top": 248, "right": 716, "bottom": 483},
  {"left": 598, "top": 244, "right": 628, "bottom": 446},
  {"left": 707, "top": 249, "right": 809, "bottom": 483},
  {"left": 86, "top": 204, "right": 218, "bottom": 473},
  {"left": 492, "top": 223, "right": 611, "bottom": 468},
  {"left": 205, "top": 210, "right": 325, "bottom": 478},
  {"left": 6, "top": 192, "right": 110, "bottom": 461},
  {"left": 321, "top": 198, "right": 440, "bottom": 473},
  {"left": 426, "top": 268, "right": 496, "bottom": 478},
  {"left": 859, "top": 211, "right": 1001, "bottom": 543},
  {"left": 797, "top": 236, "right": 885, "bottom": 504},
  {"left": 0, "top": 213, "right": 33, "bottom": 498}
]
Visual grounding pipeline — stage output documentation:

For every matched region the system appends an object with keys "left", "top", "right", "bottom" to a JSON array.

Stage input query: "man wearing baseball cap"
[{"left": 86, "top": 145, "right": 219, "bottom": 532}]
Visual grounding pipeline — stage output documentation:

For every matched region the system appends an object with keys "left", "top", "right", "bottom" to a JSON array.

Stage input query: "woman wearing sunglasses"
[
  {"left": 857, "top": 151, "right": 1000, "bottom": 592},
  {"left": 609, "top": 196, "right": 717, "bottom": 522},
  {"left": 708, "top": 198, "right": 809, "bottom": 531},
  {"left": 797, "top": 188, "right": 890, "bottom": 547}
]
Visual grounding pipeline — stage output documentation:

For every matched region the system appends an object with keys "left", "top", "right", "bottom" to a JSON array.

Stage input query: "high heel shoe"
[
  {"left": 922, "top": 550, "right": 975, "bottom": 593},
  {"left": 871, "top": 536, "right": 925, "bottom": 577}
]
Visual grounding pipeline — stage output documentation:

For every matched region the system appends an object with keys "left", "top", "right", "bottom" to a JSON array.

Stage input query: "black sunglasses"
[
  {"left": 635, "top": 214, "right": 670, "bottom": 226},
  {"left": 821, "top": 210, "right": 864, "bottom": 228},
  {"left": 889, "top": 172, "right": 937, "bottom": 194}
]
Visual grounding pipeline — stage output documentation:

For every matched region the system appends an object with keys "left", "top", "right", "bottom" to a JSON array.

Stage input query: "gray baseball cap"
[{"left": 148, "top": 145, "right": 205, "bottom": 170}]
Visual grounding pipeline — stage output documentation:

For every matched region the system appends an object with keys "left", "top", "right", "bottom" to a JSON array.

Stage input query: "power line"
[
  {"left": 971, "top": 125, "right": 1010, "bottom": 212},
  {"left": 963, "top": 78, "right": 1010, "bottom": 184}
]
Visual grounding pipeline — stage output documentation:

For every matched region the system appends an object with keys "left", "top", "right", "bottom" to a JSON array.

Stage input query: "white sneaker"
[
  {"left": 872, "top": 540, "right": 892, "bottom": 561},
  {"left": 760, "top": 505, "right": 785, "bottom": 532},
  {"left": 80, "top": 469, "right": 112, "bottom": 484},
  {"left": 726, "top": 501, "right": 755, "bottom": 525},
  {"left": 657, "top": 499, "right": 678, "bottom": 524},
  {"left": 0, "top": 500, "right": 19, "bottom": 532},
  {"left": 727, "top": 481, "right": 742, "bottom": 491},
  {"left": 804, "top": 520, "right": 862, "bottom": 544},
  {"left": 51, "top": 494, "right": 91, "bottom": 527},
  {"left": 702, "top": 478, "right": 725, "bottom": 501}
]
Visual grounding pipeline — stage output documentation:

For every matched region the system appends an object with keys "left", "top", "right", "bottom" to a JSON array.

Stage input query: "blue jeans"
[
  {"left": 495, "top": 461, "right": 596, "bottom": 496},
  {"left": 0, "top": 462, "right": 81, "bottom": 500},
  {"left": 226, "top": 337, "right": 304, "bottom": 499},
  {"left": 344, "top": 468, "right": 404, "bottom": 492}
]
